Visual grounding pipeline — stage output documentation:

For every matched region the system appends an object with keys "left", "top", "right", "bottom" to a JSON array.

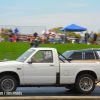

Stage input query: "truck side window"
[
  {"left": 97, "top": 51, "right": 100, "bottom": 59},
  {"left": 85, "top": 52, "right": 95, "bottom": 60},
  {"left": 32, "top": 50, "right": 53, "bottom": 63},
  {"left": 94, "top": 52, "right": 99, "bottom": 59},
  {"left": 69, "top": 52, "right": 82, "bottom": 60}
]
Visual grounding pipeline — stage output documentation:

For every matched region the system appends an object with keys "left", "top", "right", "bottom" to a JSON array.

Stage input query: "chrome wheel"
[
  {"left": 79, "top": 77, "right": 93, "bottom": 91},
  {"left": 1, "top": 78, "right": 15, "bottom": 92},
  {"left": 76, "top": 74, "right": 95, "bottom": 94}
]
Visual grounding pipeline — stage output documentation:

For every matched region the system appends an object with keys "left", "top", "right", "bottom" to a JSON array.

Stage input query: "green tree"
[
  {"left": 75, "top": 33, "right": 82, "bottom": 39},
  {"left": 97, "top": 33, "right": 100, "bottom": 37},
  {"left": 50, "top": 27, "right": 63, "bottom": 34},
  {"left": 65, "top": 31, "right": 76, "bottom": 37},
  {"left": 50, "top": 27, "right": 76, "bottom": 37},
  {"left": 1, "top": 29, "right": 9, "bottom": 42}
]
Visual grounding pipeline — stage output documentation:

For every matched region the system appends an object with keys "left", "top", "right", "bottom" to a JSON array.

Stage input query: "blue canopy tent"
[
  {"left": 59, "top": 24, "right": 87, "bottom": 43},
  {"left": 59, "top": 24, "right": 87, "bottom": 32}
]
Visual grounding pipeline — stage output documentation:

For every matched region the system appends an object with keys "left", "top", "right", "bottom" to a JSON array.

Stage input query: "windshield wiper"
[
  {"left": 59, "top": 57, "right": 65, "bottom": 63},
  {"left": 58, "top": 52, "right": 71, "bottom": 63}
]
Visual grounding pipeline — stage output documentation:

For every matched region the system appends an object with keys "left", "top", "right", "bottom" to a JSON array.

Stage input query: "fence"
[
  {"left": 0, "top": 52, "right": 24, "bottom": 60},
  {"left": 0, "top": 25, "right": 47, "bottom": 36}
]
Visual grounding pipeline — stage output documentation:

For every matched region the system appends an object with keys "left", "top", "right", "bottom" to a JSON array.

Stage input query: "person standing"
[
  {"left": 30, "top": 34, "right": 39, "bottom": 47},
  {"left": 30, "top": 35, "right": 35, "bottom": 47},
  {"left": 94, "top": 32, "right": 98, "bottom": 44},
  {"left": 14, "top": 28, "right": 19, "bottom": 34},
  {"left": 34, "top": 32, "right": 39, "bottom": 47},
  {"left": 85, "top": 31, "right": 89, "bottom": 44},
  {"left": 34, "top": 35, "right": 39, "bottom": 47},
  {"left": 90, "top": 31, "right": 94, "bottom": 44}
]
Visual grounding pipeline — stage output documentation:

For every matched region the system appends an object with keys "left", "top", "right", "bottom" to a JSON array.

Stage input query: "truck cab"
[{"left": 19, "top": 48, "right": 59, "bottom": 85}]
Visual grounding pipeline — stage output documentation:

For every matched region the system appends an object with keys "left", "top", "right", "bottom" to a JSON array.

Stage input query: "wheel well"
[
  {"left": 75, "top": 70, "right": 97, "bottom": 81},
  {"left": 0, "top": 71, "right": 20, "bottom": 86}
]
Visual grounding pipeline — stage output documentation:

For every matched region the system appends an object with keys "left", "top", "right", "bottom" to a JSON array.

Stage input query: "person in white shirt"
[
  {"left": 55, "top": 34, "right": 62, "bottom": 43},
  {"left": 51, "top": 30, "right": 56, "bottom": 36},
  {"left": 46, "top": 30, "right": 51, "bottom": 35},
  {"left": 49, "top": 34, "right": 55, "bottom": 44},
  {"left": 41, "top": 29, "right": 47, "bottom": 35},
  {"left": 40, "top": 34, "right": 47, "bottom": 44}
]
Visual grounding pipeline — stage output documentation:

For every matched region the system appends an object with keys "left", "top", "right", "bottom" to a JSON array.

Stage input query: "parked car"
[
  {"left": 0, "top": 48, "right": 100, "bottom": 94},
  {"left": 59, "top": 48, "right": 100, "bottom": 61}
]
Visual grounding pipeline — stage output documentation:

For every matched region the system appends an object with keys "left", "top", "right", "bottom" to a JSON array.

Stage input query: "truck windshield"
[
  {"left": 16, "top": 49, "right": 35, "bottom": 62},
  {"left": 59, "top": 51, "right": 72, "bottom": 60}
]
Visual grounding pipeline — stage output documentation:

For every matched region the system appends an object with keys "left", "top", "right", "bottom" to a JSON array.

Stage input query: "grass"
[{"left": 0, "top": 42, "right": 100, "bottom": 60}]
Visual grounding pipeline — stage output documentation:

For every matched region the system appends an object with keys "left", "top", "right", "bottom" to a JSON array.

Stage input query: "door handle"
[{"left": 50, "top": 65, "right": 54, "bottom": 66}]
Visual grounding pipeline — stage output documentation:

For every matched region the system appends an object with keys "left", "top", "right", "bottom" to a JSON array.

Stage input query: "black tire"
[
  {"left": 75, "top": 74, "right": 95, "bottom": 94},
  {"left": 0, "top": 75, "right": 17, "bottom": 92}
]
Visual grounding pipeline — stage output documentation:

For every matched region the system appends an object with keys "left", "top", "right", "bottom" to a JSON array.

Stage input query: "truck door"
[{"left": 23, "top": 50, "right": 56, "bottom": 85}]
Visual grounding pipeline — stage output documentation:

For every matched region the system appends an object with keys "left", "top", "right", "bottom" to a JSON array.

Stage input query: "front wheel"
[
  {"left": 0, "top": 75, "right": 17, "bottom": 92},
  {"left": 75, "top": 74, "right": 95, "bottom": 94}
]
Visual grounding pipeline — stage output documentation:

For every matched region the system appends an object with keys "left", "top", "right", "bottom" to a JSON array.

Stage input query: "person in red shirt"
[{"left": 12, "top": 36, "right": 15, "bottom": 42}]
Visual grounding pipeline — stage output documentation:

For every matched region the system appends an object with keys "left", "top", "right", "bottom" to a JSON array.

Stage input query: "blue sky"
[{"left": 0, "top": 0, "right": 100, "bottom": 33}]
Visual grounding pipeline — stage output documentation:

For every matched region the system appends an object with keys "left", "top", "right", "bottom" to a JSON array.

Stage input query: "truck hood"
[{"left": 0, "top": 61, "right": 23, "bottom": 66}]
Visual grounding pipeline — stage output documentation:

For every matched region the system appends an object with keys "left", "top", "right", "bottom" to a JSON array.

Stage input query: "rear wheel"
[
  {"left": 75, "top": 74, "right": 95, "bottom": 94},
  {"left": 0, "top": 75, "right": 17, "bottom": 92}
]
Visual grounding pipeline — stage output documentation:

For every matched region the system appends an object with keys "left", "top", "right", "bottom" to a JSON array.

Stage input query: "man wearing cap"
[{"left": 90, "top": 31, "right": 94, "bottom": 43}]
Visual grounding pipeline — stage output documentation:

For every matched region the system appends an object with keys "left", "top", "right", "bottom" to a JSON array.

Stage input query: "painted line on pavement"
[{"left": 0, "top": 96, "right": 100, "bottom": 99}]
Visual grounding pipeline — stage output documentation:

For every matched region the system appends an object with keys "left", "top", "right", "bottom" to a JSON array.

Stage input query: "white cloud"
[
  {"left": 0, "top": 13, "right": 100, "bottom": 33},
  {"left": 62, "top": 2, "right": 89, "bottom": 8}
]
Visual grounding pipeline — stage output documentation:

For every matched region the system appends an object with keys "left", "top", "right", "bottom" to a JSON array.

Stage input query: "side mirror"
[{"left": 27, "top": 61, "right": 32, "bottom": 64}]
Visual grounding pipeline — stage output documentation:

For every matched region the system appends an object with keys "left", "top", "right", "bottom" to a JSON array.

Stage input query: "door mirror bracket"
[{"left": 27, "top": 61, "right": 32, "bottom": 64}]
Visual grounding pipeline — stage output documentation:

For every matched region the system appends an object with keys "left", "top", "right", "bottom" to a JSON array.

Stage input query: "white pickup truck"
[{"left": 0, "top": 47, "right": 100, "bottom": 94}]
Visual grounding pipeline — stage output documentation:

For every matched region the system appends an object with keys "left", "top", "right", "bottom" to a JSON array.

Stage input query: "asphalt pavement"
[{"left": 0, "top": 85, "right": 100, "bottom": 99}]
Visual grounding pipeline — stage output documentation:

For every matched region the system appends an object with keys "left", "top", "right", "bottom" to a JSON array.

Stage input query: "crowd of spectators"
[
  {"left": 27, "top": 29, "right": 64, "bottom": 47},
  {"left": 0, "top": 28, "right": 99, "bottom": 47},
  {"left": 84, "top": 31, "right": 98, "bottom": 44},
  {"left": 0, "top": 28, "right": 81, "bottom": 47},
  {"left": 0, "top": 28, "right": 20, "bottom": 42},
  {"left": 8, "top": 28, "right": 20, "bottom": 42}
]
